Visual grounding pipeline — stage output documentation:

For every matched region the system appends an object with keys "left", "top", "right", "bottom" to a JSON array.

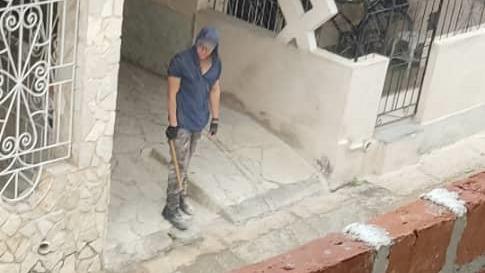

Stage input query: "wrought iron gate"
[
  {"left": 376, "top": 0, "right": 485, "bottom": 127},
  {"left": 0, "top": 0, "right": 79, "bottom": 202}
]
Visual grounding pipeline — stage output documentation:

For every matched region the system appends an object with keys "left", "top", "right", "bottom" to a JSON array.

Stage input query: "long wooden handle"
[{"left": 169, "top": 140, "right": 183, "bottom": 192}]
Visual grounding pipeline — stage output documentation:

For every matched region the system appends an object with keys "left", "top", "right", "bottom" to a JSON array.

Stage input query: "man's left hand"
[{"left": 209, "top": 118, "right": 219, "bottom": 137}]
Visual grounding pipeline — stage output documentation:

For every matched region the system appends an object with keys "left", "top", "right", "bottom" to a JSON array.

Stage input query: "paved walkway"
[{"left": 105, "top": 63, "right": 485, "bottom": 273}]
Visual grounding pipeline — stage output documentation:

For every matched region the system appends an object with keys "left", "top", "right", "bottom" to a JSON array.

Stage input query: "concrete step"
[
  {"left": 150, "top": 143, "right": 324, "bottom": 224},
  {"left": 370, "top": 105, "right": 485, "bottom": 176},
  {"left": 369, "top": 119, "right": 423, "bottom": 174},
  {"left": 149, "top": 107, "right": 325, "bottom": 224}
]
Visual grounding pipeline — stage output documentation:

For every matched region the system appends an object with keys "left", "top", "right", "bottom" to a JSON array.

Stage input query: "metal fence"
[
  {"left": 435, "top": 0, "right": 485, "bottom": 38},
  {"left": 319, "top": 0, "right": 485, "bottom": 127},
  {"left": 212, "top": 0, "right": 286, "bottom": 32},
  {"left": 377, "top": 0, "right": 485, "bottom": 126}
]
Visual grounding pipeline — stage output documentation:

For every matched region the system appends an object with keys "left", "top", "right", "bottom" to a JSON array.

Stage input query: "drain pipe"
[{"left": 338, "top": 138, "right": 374, "bottom": 153}]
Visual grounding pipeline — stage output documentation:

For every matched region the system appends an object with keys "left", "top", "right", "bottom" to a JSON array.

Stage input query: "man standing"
[{"left": 162, "top": 27, "right": 222, "bottom": 230}]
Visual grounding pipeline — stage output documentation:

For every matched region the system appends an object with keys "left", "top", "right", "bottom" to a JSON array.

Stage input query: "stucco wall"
[
  {"left": 0, "top": 1, "right": 123, "bottom": 272},
  {"left": 417, "top": 28, "right": 485, "bottom": 124},
  {"left": 121, "top": 0, "right": 194, "bottom": 75},
  {"left": 195, "top": 10, "right": 388, "bottom": 185}
]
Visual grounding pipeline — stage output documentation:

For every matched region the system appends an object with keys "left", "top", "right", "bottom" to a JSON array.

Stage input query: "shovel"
[{"left": 169, "top": 139, "right": 184, "bottom": 194}]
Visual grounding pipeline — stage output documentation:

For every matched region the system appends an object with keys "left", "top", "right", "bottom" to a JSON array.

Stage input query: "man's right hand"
[{"left": 165, "top": 126, "right": 179, "bottom": 140}]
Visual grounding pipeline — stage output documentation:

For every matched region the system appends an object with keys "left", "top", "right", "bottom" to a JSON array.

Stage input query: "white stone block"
[
  {"left": 0, "top": 241, "right": 7, "bottom": 256},
  {"left": 79, "top": 245, "right": 96, "bottom": 260},
  {"left": 96, "top": 136, "right": 114, "bottom": 163},
  {"left": 0, "top": 250, "right": 14, "bottom": 263},
  {"left": 104, "top": 112, "right": 116, "bottom": 137},
  {"left": 94, "top": 108, "right": 110, "bottom": 122},
  {"left": 18, "top": 222, "right": 37, "bottom": 238},
  {"left": 14, "top": 238, "right": 30, "bottom": 262},
  {"left": 88, "top": 255, "right": 101, "bottom": 272},
  {"left": 86, "top": 17, "right": 103, "bottom": 45},
  {"left": 0, "top": 264, "right": 19, "bottom": 273},
  {"left": 59, "top": 254, "right": 75, "bottom": 273},
  {"left": 85, "top": 121, "right": 106, "bottom": 142},
  {"left": 78, "top": 215, "right": 99, "bottom": 243},
  {"left": 95, "top": 212, "right": 106, "bottom": 235},
  {"left": 102, "top": 17, "right": 123, "bottom": 40},
  {"left": 42, "top": 250, "right": 63, "bottom": 270},
  {"left": 0, "top": 207, "right": 8, "bottom": 226},
  {"left": 20, "top": 251, "right": 37, "bottom": 273},
  {"left": 88, "top": 0, "right": 104, "bottom": 15},
  {"left": 6, "top": 236, "right": 21, "bottom": 253},
  {"left": 37, "top": 219, "right": 53, "bottom": 238},
  {"left": 2, "top": 215, "right": 22, "bottom": 237},
  {"left": 99, "top": 92, "right": 118, "bottom": 111},
  {"left": 91, "top": 155, "right": 102, "bottom": 168},
  {"left": 102, "top": 0, "right": 113, "bottom": 17},
  {"left": 31, "top": 261, "right": 48, "bottom": 273},
  {"left": 113, "top": 0, "right": 124, "bottom": 16}
]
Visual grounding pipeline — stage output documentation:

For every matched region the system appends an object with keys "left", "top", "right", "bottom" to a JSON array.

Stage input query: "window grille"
[{"left": 0, "top": 0, "right": 79, "bottom": 202}]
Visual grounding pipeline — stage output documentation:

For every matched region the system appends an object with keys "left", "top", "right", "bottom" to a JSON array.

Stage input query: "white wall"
[
  {"left": 196, "top": 10, "right": 389, "bottom": 187},
  {"left": 417, "top": 28, "right": 485, "bottom": 124}
]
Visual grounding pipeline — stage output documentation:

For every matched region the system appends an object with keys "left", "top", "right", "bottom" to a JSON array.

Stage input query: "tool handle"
[{"left": 169, "top": 140, "right": 183, "bottom": 192}]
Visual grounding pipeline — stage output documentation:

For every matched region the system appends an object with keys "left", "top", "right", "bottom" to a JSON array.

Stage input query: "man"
[{"left": 162, "top": 27, "right": 222, "bottom": 230}]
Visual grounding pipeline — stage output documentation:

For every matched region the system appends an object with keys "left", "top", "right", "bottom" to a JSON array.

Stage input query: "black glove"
[
  {"left": 165, "top": 126, "right": 178, "bottom": 140},
  {"left": 209, "top": 119, "right": 219, "bottom": 136}
]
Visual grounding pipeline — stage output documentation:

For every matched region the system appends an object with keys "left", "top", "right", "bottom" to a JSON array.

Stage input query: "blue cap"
[{"left": 195, "top": 26, "right": 220, "bottom": 56}]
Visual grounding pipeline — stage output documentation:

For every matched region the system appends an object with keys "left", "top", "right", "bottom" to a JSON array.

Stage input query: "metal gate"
[
  {"left": 375, "top": 0, "right": 485, "bottom": 127},
  {"left": 320, "top": 0, "right": 485, "bottom": 127},
  {"left": 0, "top": 0, "right": 79, "bottom": 202}
]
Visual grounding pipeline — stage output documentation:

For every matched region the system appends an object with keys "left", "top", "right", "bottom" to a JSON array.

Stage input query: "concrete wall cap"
[
  {"left": 344, "top": 223, "right": 392, "bottom": 250},
  {"left": 421, "top": 188, "right": 467, "bottom": 217}
]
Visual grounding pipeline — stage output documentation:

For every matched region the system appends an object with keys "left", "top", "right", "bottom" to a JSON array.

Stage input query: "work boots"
[
  {"left": 180, "top": 194, "right": 194, "bottom": 216},
  {"left": 162, "top": 206, "right": 189, "bottom": 231}
]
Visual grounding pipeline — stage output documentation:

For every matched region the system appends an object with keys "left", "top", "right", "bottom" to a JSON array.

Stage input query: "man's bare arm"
[
  {"left": 209, "top": 80, "right": 221, "bottom": 120},
  {"left": 167, "top": 76, "right": 181, "bottom": 126}
]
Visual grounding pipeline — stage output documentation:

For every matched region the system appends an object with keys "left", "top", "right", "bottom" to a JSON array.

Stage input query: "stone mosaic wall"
[{"left": 0, "top": 0, "right": 125, "bottom": 272}]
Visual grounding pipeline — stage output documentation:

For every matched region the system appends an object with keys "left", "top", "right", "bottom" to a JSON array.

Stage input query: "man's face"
[{"left": 196, "top": 42, "right": 215, "bottom": 61}]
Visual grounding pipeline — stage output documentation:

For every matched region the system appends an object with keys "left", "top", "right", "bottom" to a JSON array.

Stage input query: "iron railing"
[
  {"left": 319, "top": 0, "right": 485, "bottom": 127},
  {"left": 435, "top": 0, "right": 485, "bottom": 38},
  {"left": 377, "top": 0, "right": 485, "bottom": 126},
  {"left": 212, "top": 0, "right": 286, "bottom": 32}
]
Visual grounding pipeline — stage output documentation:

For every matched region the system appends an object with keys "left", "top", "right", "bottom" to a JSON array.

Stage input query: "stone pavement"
[{"left": 105, "top": 63, "right": 485, "bottom": 273}]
